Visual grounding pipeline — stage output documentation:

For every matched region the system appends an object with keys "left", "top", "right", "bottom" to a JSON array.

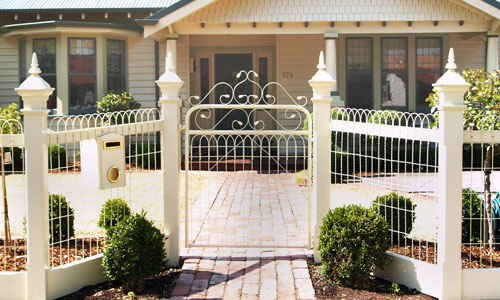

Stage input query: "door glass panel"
[
  {"left": 346, "top": 38, "right": 373, "bottom": 109},
  {"left": 416, "top": 38, "right": 442, "bottom": 112},
  {"left": 381, "top": 38, "right": 408, "bottom": 109}
]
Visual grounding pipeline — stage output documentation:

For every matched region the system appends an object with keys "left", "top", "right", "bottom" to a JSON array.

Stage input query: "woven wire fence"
[
  {"left": 462, "top": 124, "right": 500, "bottom": 269},
  {"left": 46, "top": 108, "right": 163, "bottom": 268},
  {"left": 0, "top": 119, "right": 26, "bottom": 271},
  {"left": 331, "top": 108, "right": 439, "bottom": 264}
]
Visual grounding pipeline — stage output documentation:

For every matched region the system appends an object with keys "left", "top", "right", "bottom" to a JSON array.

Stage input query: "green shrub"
[
  {"left": 102, "top": 212, "right": 166, "bottom": 289},
  {"left": 49, "top": 194, "right": 75, "bottom": 243},
  {"left": 48, "top": 145, "right": 67, "bottom": 169},
  {"left": 98, "top": 198, "right": 131, "bottom": 237},
  {"left": 318, "top": 205, "right": 390, "bottom": 286},
  {"left": 0, "top": 103, "right": 22, "bottom": 134},
  {"left": 372, "top": 193, "right": 416, "bottom": 244},
  {"left": 130, "top": 143, "right": 160, "bottom": 169},
  {"left": 97, "top": 92, "right": 141, "bottom": 125},
  {"left": 462, "top": 188, "right": 483, "bottom": 243}
]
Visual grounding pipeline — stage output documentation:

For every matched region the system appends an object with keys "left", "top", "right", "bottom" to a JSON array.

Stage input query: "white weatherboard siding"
[
  {"left": 0, "top": 37, "right": 19, "bottom": 106},
  {"left": 128, "top": 36, "right": 156, "bottom": 108},
  {"left": 181, "top": 0, "right": 489, "bottom": 23},
  {"left": 277, "top": 34, "right": 322, "bottom": 128},
  {"left": 450, "top": 33, "right": 486, "bottom": 70}
]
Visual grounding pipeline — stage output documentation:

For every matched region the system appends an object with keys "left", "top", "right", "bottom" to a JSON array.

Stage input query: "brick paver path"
[{"left": 175, "top": 171, "right": 316, "bottom": 299}]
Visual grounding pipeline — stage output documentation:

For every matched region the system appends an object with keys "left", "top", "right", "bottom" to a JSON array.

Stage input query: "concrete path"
[{"left": 171, "top": 247, "right": 315, "bottom": 300}]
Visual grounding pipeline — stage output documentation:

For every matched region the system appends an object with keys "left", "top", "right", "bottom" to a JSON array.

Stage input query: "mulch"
[
  {"left": 0, "top": 237, "right": 106, "bottom": 271},
  {"left": 307, "top": 260, "right": 437, "bottom": 300},
  {"left": 57, "top": 266, "right": 182, "bottom": 300},
  {"left": 389, "top": 241, "right": 500, "bottom": 268}
]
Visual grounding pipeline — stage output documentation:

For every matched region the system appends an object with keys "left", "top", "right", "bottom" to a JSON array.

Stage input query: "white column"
[
  {"left": 309, "top": 52, "right": 335, "bottom": 262},
  {"left": 324, "top": 32, "right": 344, "bottom": 107},
  {"left": 165, "top": 34, "right": 179, "bottom": 73},
  {"left": 15, "top": 53, "right": 53, "bottom": 300},
  {"left": 156, "top": 52, "right": 183, "bottom": 266},
  {"left": 486, "top": 31, "right": 499, "bottom": 73},
  {"left": 433, "top": 49, "right": 469, "bottom": 300}
]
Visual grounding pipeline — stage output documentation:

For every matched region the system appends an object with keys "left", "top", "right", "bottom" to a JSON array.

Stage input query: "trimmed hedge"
[
  {"left": 98, "top": 198, "right": 131, "bottom": 237},
  {"left": 49, "top": 194, "right": 74, "bottom": 243},
  {"left": 372, "top": 193, "right": 416, "bottom": 244}
]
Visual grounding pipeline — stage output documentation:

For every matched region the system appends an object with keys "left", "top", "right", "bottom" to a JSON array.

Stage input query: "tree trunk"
[
  {"left": 484, "top": 145, "right": 496, "bottom": 250},
  {"left": 1, "top": 147, "right": 10, "bottom": 247}
]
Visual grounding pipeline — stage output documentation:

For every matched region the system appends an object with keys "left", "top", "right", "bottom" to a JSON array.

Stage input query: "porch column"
[
  {"left": 156, "top": 52, "right": 184, "bottom": 266},
  {"left": 309, "top": 52, "right": 335, "bottom": 262},
  {"left": 433, "top": 49, "right": 469, "bottom": 300},
  {"left": 165, "top": 34, "right": 179, "bottom": 72},
  {"left": 486, "top": 31, "right": 499, "bottom": 73},
  {"left": 324, "top": 32, "right": 344, "bottom": 107},
  {"left": 16, "top": 53, "right": 53, "bottom": 300}
]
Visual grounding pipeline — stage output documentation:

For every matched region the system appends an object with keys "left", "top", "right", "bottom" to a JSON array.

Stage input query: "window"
[
  {"left": 346, "top": 38, "right": 373, "bottom": 109},
  {"left": 34, "top": 38, "right": 57, "bottom": 109},
  {"left": 381, "top": 38, "right": 408, "bottom": 110},
  {"left": 199, "top": 57, "right": 209, "bottom": 104},
  {"left": 106, "top": 39, "right": 126, "bottom": 93},
  {"left": 68, "top": 38, "right": 96, "bottom": 114},
  {"left": 416, "top": 37, "right": 442, "bottom": 112}
]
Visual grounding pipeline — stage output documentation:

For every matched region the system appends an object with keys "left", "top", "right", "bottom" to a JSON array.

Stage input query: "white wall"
[
  {"left": 449, "top": 33, "right": 486, "bottom": 71},
  {"left": 0, "top": 37, "right": 19, "bottom": 106},
  {"left": 128, "top": 36, "right": 157, "bottom": 108}
]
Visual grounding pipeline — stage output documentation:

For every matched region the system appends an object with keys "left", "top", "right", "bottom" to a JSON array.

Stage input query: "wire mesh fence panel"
[
  {"left": 463, "top": 124, "right": 500, "bottom": 269},
  {"left": 331, "top": 108, "right": 439, "bottom": 264},
  {"left": 47, "top": 108, "right": 163, "bottom": 268},
  {"left": 0, "top": 119, "right": 26, "bottom": 271}
]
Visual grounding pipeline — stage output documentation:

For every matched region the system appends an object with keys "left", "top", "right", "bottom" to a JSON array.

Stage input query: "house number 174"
[{"left": 282, "top": 72, "right": 294, "bottom": 79}]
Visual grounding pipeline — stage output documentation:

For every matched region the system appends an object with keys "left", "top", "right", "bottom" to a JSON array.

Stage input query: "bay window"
[{"left": 33, "top": 38, "right": 57, "bottom": 110}]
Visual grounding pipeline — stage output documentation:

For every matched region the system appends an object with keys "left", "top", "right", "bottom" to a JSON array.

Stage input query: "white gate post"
[
  {"left": 15, "top": 53, "right": 53, "bottom": 300},
  {"left": 433, "top": 49, "right": 469, "bottom": 300},
  {"left": 156, "top": 51, "right": 183, "bottom": 266},
  {"left": 309, "top": 52, "right": 335, "bottom": 262}
]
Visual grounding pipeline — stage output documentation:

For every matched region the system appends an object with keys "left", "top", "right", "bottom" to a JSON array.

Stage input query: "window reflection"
[
  {"left": 416, "top": 38, "right": 442, "bottom": 112},
  {"left": 107, "top": 39, "right": 126, "bottom": 92},
  {"left": 381, "top": 38, "right": 408, "bottom": 109},
  {"left": 69, "top": 38, "right": 96, "bottom": 114},
  {"left": 34, "top": 38, "right": 57, "bottom": 110},
  {"left": 346, "top": 38, "right": 373, "bottom": 109}
]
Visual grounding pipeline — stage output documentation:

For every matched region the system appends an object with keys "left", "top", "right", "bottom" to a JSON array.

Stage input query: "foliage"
[
  {"left": 0, "top": 103, "right": 22, "bottom": 134},
  {"left": 462, "top": 188, "right": 483, "bottom": 243},
  {"left": 48, "top": 145, "right": 67, "bottom": 169},
  {"left": 130, "top": 143, "right": 160, "bottom": 169},
  {"left": 102, "top": 212, "right": 166, "bottom": 290},
  {"left": 372, "top": 193, "right": 416, "bottom": 243},
  {"left": 97, "top": 92, "right": 141, "bottom": 125},
  {"left": 389, "top": 282, "right": 401, "bottom": 294},
  {"left": 318, "top": 205, "right": 390, "bottom": 286},
  {"left": 49, "top": 194, "right": 75, "bottom": 243},
  {"left": 98, "top": 198, "right": 131, "bottom": 237},
  {"left": 426, "top": 69, "right": 500, "bottom": 130},
  {"left": 367, "top": 110, "right": 406, "bottom": 126}
]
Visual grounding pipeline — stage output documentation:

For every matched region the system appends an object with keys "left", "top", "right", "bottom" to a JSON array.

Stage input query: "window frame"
[
  {"left": 67, "top": 37, "right": 97, "bottom": 115},
  {"left": 415, "top": 37, "right": 443, "bottom": 113},
  {"left": 380, "top": 37, "right": 409, "bottom": 111},
  {"left": 106, "top": 38, "right": 127, "bottom": 93}
]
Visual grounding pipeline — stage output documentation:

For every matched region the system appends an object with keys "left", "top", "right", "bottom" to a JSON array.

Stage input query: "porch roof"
[{"left": 0, "top": 0, "right": 174, "bottom": 12}]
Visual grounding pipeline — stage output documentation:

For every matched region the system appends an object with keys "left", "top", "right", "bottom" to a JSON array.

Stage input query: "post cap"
[
  {"left": 309, "top": 51, "right": 335, "bottom": 100},
  {"left": 156, "top": 51, "right": 184, "bottom": 99},
  {"left": 433, "top": 48, "right": 469, "bottom": 88},
  {"left": 15, "top": 53, "right": 54, "bottom": 109}
]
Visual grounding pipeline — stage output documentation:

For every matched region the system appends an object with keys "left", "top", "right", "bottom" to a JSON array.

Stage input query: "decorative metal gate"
[{"left": 183, "top": 71, "right": 312, "bottom": 248}]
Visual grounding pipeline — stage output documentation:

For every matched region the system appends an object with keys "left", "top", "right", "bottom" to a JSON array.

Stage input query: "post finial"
[
  {"left": 317, "top": 51, "right": 326, "bottom": 70},
  {"left": 445, "top": 48, "right": 457, "bottom": 72},
  {"left": 166, "top": 51, "right": 175, "bottom": 73},
  {"left": 28, "top": 52, "right": 42, "bottom": 76}
]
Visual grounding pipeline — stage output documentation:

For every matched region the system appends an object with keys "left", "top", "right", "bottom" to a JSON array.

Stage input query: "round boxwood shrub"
[
  {"left": 462, "top": 188, "right": 483, "bottom": 243},
  {"left": 102, "top": 212, "right": 166, "bottom": 289},
  {"left": 371, "top": 192, "right": 416, "bottom": 244},
  {"left": 318, "top": 205, "right": 390, "bottom": 286},
  {"left": 98, "top": 198, "right": 131, "bottom": 237},
  {"left": 49, "top": 194, "right": 74, "bottom": 243},
  {"left": 48, "top": 145, "right": 67, "bottom": 169}
]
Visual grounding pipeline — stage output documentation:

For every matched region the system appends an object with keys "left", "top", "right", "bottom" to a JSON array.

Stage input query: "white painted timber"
[
  {"left": 0, "top": 37, "right": 19, "bottom": 106},
  {"left": 47, "top": 255, "right": 107, "bottom": 300},
  {"left": 330, "top": 120, "right": 439, "bottom": 143},
  {"left": 0, "top": 272, "right": 27, "bottom": 300},
  {"left": 128, "top": 37, "right": 156, "bottom": 108},
  {"left": 373, "top": 252, "right": 440, "bottom": 299},
  {"left": 449, "top": 33, "right": 486, "bottom": 70},
  {"left": 462, "top": 268, "right": 500, "bottom": 300},
  {"left": 463, "top": 130, "right": 500, "bottom": 143}
]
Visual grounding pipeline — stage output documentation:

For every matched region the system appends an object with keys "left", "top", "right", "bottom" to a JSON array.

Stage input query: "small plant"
[
  {"left": 48, "top": 145, "right": 67, "bottom": 169},
  {"left": 102, "top": 212, "right": 166, "bottom": 290},
  {"left": 318, "top": 205, "right": 390, "bottom": 286},
  {"left": 130, "top": 143, "right": 160, "bottom": 169},
  {"left": 98, "top": 198, "right": 131, "bottom": 237},
  {"left": 462, "top": 188, "right": 483, "bottom": 243},
  {"left": 49, "top": 194, "right": 75, "bottom": 243},
  {"left": 372, "top": 192, "right": 416, "bottom": 244},
  {"left": 126, "top": 291, "right": 136, "bottom": 299},
  {"left": 389, "top": 282, "right": 401, "bottom": 294},
  {"left": 97, "top": 92, "right": 141, "bottom": 125}
]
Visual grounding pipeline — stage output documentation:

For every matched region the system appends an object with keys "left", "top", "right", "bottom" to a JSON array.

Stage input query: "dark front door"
[{"left": 214, "top": 54, "right": 253, "bottom": 130}]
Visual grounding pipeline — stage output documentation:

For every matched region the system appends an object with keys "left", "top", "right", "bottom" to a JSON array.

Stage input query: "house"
[{"left": 0, "top": 0, "right": 499, "bottom": 126}]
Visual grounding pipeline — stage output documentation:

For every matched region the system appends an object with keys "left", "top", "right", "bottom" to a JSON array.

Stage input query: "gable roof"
[{"left": 0, "top": 0, "right": 174, "bottom": 11}]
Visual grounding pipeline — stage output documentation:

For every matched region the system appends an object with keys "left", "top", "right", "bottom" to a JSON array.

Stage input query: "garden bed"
[
  {"left": 57, "top": 266, "right": 181, "bottom": 300},
  {"left": 0, "top": 237, "right": 106, "bottom": 271},
  {"left": 307, "top": 259, "right": 436, "bottom": 300}
]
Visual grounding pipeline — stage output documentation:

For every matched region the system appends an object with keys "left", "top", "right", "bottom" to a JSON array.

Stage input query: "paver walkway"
[
  {"left": 174, "top": 171, "right": 316, "bottom": 299},
  {"left": 171, "top": 247, "right": 315, "bottom": 300}
]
